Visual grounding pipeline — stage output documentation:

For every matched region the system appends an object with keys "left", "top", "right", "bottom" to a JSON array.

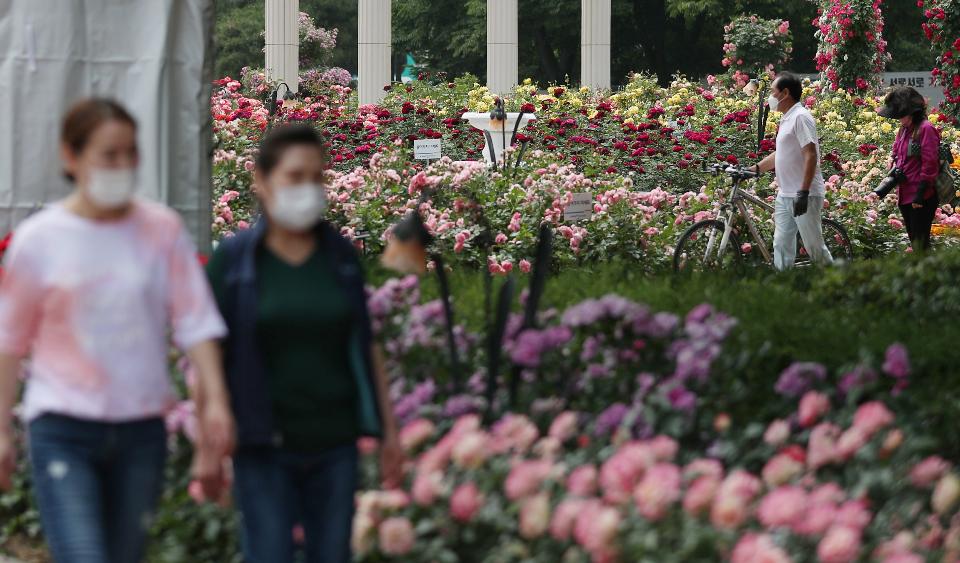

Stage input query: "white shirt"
[
  {"left": 0, "top": 199, "right": 226, "bottom": 422},
  {"left": 774, "top": 104, "right": 825, "bottom": 197}
]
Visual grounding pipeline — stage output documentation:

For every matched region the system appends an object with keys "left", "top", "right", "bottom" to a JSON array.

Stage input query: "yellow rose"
[{"left": 523, "top": 77, "right": 533, "bottom": 86}]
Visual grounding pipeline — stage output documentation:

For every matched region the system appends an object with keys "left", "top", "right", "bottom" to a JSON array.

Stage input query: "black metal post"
[
  {"left": 508, "top": 224, "right": 553, "bottom": 408},
  {"left": 432, "top": 253, "right": 463, "bottom": 393},
  {"left": 484, "top": 276, "right": 515, "bottom": 423}
]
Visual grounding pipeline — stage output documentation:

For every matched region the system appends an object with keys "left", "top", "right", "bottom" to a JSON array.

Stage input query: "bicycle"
[{"left": 673, "top": 163, "right": 853, "bottom": 273}]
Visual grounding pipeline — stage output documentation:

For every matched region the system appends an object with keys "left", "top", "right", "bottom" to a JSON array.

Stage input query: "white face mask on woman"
[
  {"left": 270, "top": 183, "right": 327, "bottom": 231},
  {"left": 87, "top": 167, "right": 138, "bottom": 209}
]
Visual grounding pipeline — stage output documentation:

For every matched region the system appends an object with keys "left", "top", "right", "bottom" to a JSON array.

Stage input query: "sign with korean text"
[
  {"left": 414, "top": 139, "right": 441, "bottom": 160},
  {"left": 564, "top": 193, "right": 594, "bottom": 222}
]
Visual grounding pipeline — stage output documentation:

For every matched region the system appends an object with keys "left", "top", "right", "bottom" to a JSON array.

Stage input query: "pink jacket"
[{"left": 892, "top": 120, "right": 941, "bottom": 205}]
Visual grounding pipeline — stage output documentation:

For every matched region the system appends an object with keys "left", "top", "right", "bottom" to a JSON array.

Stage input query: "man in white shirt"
[{"left": 751, "top": 72, "right": 833, "bottom": 270}]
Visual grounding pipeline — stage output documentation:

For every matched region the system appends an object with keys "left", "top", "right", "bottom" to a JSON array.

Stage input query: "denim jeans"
[
  {"left": 28, "top": 413, "right": 167, "bottom": 563},
  {"left": 233, "top": 443, "right": 359, "bottom": 563},
  {"left": 773, "top": 194, "right": 834, "bottom": 270}
]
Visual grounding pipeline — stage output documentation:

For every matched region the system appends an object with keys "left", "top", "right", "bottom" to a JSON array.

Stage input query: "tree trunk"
[
  {"left": 632, "top": 0, "right": 669, "bottom": 85},
  {"left": 533, "top": 24, "right": 562, "bottom": 84}
]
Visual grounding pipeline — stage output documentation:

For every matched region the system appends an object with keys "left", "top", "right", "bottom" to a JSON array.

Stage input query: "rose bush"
[
  {"left": 722, "top": 15, "right": 793, "bottom": 82},
  {"left": 921, "top": 0, "right": 960, "bottom": 116},
  {"left": 814, "top": 0, "right": 890, "bottom": 93}
]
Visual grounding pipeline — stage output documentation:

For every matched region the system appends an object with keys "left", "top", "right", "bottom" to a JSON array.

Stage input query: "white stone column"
[
  {"left": 581, "top": 0, "right": 611, "bottom": 90},
  {"left": 359, "top": 0, "right": 392, "bottom": 105},
  {"left": 265, "top": 0, "right": 299, "bottom": 93},
  {"left": 487, "top": 0, "right": 518, "bottom": 96}
]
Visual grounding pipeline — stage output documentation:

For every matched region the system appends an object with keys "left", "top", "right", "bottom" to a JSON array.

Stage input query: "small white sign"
[
  {"left": 414, "top": 139, "right": 441, "bottom": 160},
  {"left": 564, "top": 193, "right": 593, "bottom": 222}
]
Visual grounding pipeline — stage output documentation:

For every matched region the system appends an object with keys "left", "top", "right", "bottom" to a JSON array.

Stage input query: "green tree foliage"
[{"left": 215, "top": 0, "right": 935, "bottom": 87}]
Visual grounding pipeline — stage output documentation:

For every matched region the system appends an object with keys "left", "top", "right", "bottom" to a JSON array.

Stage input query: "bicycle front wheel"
[{"left": 674, "top": 220, "right": 742, "bottom": 273}]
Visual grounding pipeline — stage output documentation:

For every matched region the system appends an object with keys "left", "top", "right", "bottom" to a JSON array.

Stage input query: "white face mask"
[
  {"left": 87, "top": 168, "right": 137, "bottom": 209},
  {"left": 269, "top": 182, "right": 327, "bottom": 231},
  {"left": 767, "top": 93, "right": 783, "bottom": 113}
]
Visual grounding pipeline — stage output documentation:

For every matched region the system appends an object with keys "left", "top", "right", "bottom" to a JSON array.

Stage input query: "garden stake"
[
  {"left": 484, "top": 275, "right": 515, "bottom": 423},
  {"left": 431, "top": 253, "right": 463, "bottom": 393},
  {"left": 508, "top": 224, "right": 552, "bottom": 408}
]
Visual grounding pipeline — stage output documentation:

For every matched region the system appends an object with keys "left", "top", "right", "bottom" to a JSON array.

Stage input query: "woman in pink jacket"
[{"left": 876, "top": 86, "right": 942, "bottom": 251}]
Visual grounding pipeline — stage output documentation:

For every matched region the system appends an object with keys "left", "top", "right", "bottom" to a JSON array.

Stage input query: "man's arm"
[
  {"left": 800, "top": 143, "right": 817, "bottom": 192},
  {"left": 755, "top": 151, "right": 776, "bottom": 174}
]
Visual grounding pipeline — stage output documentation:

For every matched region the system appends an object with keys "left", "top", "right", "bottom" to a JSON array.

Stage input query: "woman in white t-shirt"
[{"left": 0, "top": 99, "right": 233, "bottom": 562}]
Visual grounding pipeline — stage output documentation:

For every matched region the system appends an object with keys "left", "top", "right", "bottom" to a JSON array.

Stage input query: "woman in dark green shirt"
[{"left": 207, "top": 125, "right": 402, "bottom": 563}]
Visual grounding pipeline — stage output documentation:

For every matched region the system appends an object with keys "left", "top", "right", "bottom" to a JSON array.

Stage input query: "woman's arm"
[
  {"left": 0, "top": 354, "right": 18, "bottom": 491},
  {"left": 371, "top": 345, "right": 403, "bottom": 488}
]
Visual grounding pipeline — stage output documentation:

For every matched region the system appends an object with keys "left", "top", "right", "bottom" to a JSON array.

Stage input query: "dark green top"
[{"left": 207, "top": 243, "right": 359, "bottom": 452}]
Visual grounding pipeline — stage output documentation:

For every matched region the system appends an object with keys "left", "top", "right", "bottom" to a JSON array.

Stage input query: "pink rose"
[
  {"left": 450, "top": 482, "right": 483, "bottom": 522},
  {"left": 567, "top": 465, "right": 599, "bottom": 497},
  {"left": 731, "top": 533, "right": 793, "bottom": 563},
  {"left": 817, "top": 526, "right": 861, "bottom": 563},
  {"left": 600, "top": 442, "right": 655, "bottom": 504},
  {"left": 495, "top": 232, "right": 507, "bottom": 244},
  {"left": 798, "top": 391, "right": 831, "bottom": 428},
  {"left": 573, "top": 501, "right": 622, "bottom": 556},
  {"left": 836, "top": 425, "right": 868, "bottom": 462},
  {"left": 764, "top": 419, "right": 791, "bottom": 446},
  {"left": 758, "top": 486, "right": 808, "bottom": 529},
  {"left": 649, "top": 436, "right": 679, "bottom": 461},
  {"left": 852, "top": 402, "right": 894, "bottom": 438},
  {"left": 684, "top": 458, "right": 724, "bottom": 480},
  {"left": 762, "top": 453, "right": 804, "bottom": 487},
  {"left": 634, "top": 463, "right": 681, "bottom": 521},
  {"left": 549, "top": 411, "right": 579, "bottom": 442},
  {"left": 550, "top": 498, "right": 584, "bottom": 541},
  {"left": 412, "top": 471, "right": 443, "bottom": 506},
  {"left": 808, "top": 423, "right": 841, "bottom": 469},
  {"left": 880, "top": 429, "right": 904, "bottom": 458},
  {"left": 451, "top": 431, "right": 489, "bottom": 469},
  {"left": 519, "top": 492, "right": 551, "bottom": 539},
  {"left": 796, "top": 501, "right": 838, "bottom": 536},
  {"left": 357, "top": 437, "right": 379, "bottom": 456},
  {"left": 399, "top": 418, "right": 435, "bottom": 452},
  {"left": 379, "top": 517, "right": 415, "bottom": 556},
  {"left": 519, "top": 259, "right": 532, "bottom": 273},
  {"left": 188, "top": 480, "right": 206, "bottom": 504},
  {"left": 504, "top": 460, "right": 553, "bottom": 500},
  {"left": 683, "top": 475, "right": 720, "bottom": 517},
  {"left": 834, "top": 500, "right": 872, "bottom": 532},
  {"left": 910, "top": 456, "right": 951, "bottom": 488},
  {"left": 933, "top": 474, "right": 960, "bottom": 515}
]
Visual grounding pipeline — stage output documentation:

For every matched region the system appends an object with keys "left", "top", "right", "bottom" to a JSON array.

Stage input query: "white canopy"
[{"left": 0, "top": 0, "right": 215, "bottom": 249}]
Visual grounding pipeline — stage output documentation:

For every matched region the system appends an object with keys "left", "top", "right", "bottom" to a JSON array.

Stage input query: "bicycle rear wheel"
[
  {"left": 674, "top": 220, "right": 743, "bottom": 273},
  {"left": 795, "top": 218, "right": 853, "bottom": 266}
]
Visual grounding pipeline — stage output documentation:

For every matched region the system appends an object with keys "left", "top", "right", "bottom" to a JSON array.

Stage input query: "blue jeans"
[
  {"left": 233, "top": 443, "right": 359, "bottom": 563},
  {"left": 28, "top": 413, "right": 167, "bottom": 563}
]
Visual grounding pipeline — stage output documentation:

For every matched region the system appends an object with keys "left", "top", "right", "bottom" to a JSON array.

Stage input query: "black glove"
[
  {"left": 912, "top": 182, "right": 930, "bottom": 206},
  {"left": 793, "top": 191, "right": 810, "bottom": 217}
]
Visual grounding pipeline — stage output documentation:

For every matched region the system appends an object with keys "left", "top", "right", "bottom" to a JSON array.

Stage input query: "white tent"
[{"left": 0, "top": 0, "right": 215, "bottom": 249}]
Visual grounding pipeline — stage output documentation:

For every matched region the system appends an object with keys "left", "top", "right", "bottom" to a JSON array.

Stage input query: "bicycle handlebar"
[{"left": 701, "top": 161, "right": 759, "bottom": 180}]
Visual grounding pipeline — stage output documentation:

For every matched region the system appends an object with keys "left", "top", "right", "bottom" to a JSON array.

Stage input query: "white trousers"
[{"left": 772, "top": 195, "right": 834, "bottom": 271}]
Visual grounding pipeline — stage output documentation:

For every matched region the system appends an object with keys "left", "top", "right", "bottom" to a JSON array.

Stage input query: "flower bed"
[{"left": 211, "top": 74, "right": 960, "bottom": 267}]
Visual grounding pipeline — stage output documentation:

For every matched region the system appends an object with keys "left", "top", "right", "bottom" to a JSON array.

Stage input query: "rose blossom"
[
  {"left": 634, "top": 463, "right": 681, "bottom": 521},
  {"left": 764, "top": 419, "right": 791, "bottom": 446},
  {"left": 412, "top": 470, "right": 443, "bottom": 506},
  {"left": 504, "top": 460, "right": 553, "bottom": 500},
  {"left": 762, "top": 453, "right": 804, "bottom": 487},
  {"left": 351, "top": 512, "right": 376, "bottom": 555},
  {"left": 817, "top": 526, "right": 861, "bottom": 563},
  {"left": 795, "top": 501, "right": 838, "bottom": 536},
  {"left": 573, "top": 501, "right": 621, "bottom": 556},
  {"left": 399, "top": 418, "right": 435, "bottom": 452},
  {"left": 683, "top": 475, "right": 720, "bottom": 517},
  {"left": 600, "top": 442, "right": 654, "bottom": 504},
  {"left": 649, "top": 436, "right": 679, "bottom": 461},
  {"left": 550, "top": 498, "right": 584, "bottom": 541},
  {"left": 378, "top": 517, "right": 415, "bottom": 556},
  {"left": 567, "top": 464, "right": 599, "bottom": 497},
  {"left": 808, "top": 423, "right": 841, "bottom": 469},
  {"left": 852, "top": 401, "right": 894, "bottom": 438},
  {"left": 798, "top": 391, "right": 831, "bottom": 428},
  {"left": 450, "top": 482, "right": 483, "bottom": 522},
  {"left": 834, "top": 500, "right": 872, "bottom": 532},
  {"left": 835, "top": 426, "right": 868, "bottom": 462},
  {"left": 549, "top": 411, "right": 579, "bottom": 442},
  {"left": 451, "top": 431, "right": 489, "bottom": 469},
  {"left": 757, "top": 486, "right": 808, "bottom": 529},
  {"left": 910, "top": 456, "right": 951, "bottom": 488},
  {"left": 933, "top": 474, "right": 960, "bottom": 515},
  {"left": 880, "top": 429, "right": 904, "bottom": 458},
  {"left": 710, "top": 471, "right": 760, "bottom": 530},
  {"left": 684, "top": 458, "right": 724, "bottom": 480},
  {"left": 731, "top": 533, "right": 793, "bottom": 563},
  {"left": 519, "top": 492, "right": 551, "bottom": 539}
]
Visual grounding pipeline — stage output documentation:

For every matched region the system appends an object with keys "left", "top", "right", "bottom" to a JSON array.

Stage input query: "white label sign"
[
  {"left": 414, "top": 139, "right": 441, "bottom": 160},
  {"left": 564, "top": 193, "right": 593, "bottom": 222}
]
